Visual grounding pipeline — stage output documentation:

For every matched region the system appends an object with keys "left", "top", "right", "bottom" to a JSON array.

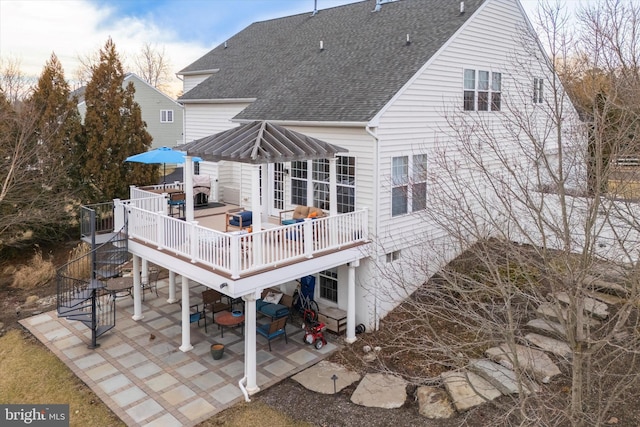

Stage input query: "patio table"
[
  {"left": 215, "top": 311, "right": 245, "bottom": 338},
  {"left": 106, "top": 276, "right": 134, "bottom": 299}
]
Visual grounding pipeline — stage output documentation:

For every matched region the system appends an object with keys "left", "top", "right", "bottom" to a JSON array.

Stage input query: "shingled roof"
[{"left": 179, "top": 0, "right": 484, "bottom": 123}]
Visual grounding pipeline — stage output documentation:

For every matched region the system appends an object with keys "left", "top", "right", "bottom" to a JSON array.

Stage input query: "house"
[
  {"left": 67, "top": 0, "right": 567, "bottom": 397},
  {"left": 75, "top": 73, "right": 184, "bottom": 150}
]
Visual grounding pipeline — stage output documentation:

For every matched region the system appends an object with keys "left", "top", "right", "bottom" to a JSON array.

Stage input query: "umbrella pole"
[{"left": 163, "top": 163, "right": 166, "bottom": 189}]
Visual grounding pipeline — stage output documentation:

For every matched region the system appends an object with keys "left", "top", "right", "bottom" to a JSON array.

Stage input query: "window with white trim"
[
  {"left": 319, "top": 269, "right": 338, "bottom": 303},
  {"left": 392, "top": 154, "right": 427, "bottom": 216},
  {"left": 290, "top": 156, "right": 355, "bottom": 212},
  {"left": 463, "top": 69, "right": 501, "bottom": 111},
  {"left": 160, "top": 109, "right": 174, "bottom": 123},
  {"left": 533, "top": 78, "right": 544, "bottom": 104}
]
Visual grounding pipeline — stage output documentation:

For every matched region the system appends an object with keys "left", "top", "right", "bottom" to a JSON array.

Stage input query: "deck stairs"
[{"left": 56, "top": 202, "right": 130, "bottom": 348}]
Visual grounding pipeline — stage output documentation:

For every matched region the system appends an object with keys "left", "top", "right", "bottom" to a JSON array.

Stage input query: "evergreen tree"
[
  {"left": 81, "top": 38, "right": 155, "bottom": 201},
  {"left": 29, "top": 53, "right": 83, "bottom": 194}
]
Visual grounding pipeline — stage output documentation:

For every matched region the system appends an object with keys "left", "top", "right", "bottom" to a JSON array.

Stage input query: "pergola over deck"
[{"left": 177, "top": 120, "right": 348, "bottom": 232}]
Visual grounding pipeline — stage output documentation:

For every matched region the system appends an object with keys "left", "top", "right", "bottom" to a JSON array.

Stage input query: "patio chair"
[
  {"left": 257, "top": 316, "right": 288, "bottom": 351},
  {"left": 168, "top": 192, "right": 186, "bottom": 217},
  {"left": 179, "top": 302, "right": 207, "bottom": 332},
  {"left": 202, "top": 289, "right": 231, "bottom": 324},
  {"left": 141, "top": 267, "right": 159, "bottom": 301},
  {"left": 226, "top": 210, "right": 252, "bottom": 232}
]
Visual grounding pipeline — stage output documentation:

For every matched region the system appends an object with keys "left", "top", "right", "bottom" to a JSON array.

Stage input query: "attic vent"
[
  {"left": 320, "top": 40, "right": 324, "bottom": 50},
  {"left": 460, "top": 1, "right": 465, "bottom": 14},
  {"left": 372, "top": 0, "right": 395, "bottom": 12}
]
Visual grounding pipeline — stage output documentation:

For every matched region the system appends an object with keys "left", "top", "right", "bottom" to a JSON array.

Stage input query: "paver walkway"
[{"left": 20, "top": 279, "right": 339, "bottom": 426}]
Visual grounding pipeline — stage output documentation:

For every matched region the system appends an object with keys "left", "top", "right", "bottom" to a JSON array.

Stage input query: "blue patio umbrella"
[{"left": 125, "top": 146, "right": 201, "bottom": 187}]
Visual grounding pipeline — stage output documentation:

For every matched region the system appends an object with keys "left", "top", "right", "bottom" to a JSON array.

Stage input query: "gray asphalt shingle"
[{"left": 179, "top": 0, "right": 484, "bottom": 122}]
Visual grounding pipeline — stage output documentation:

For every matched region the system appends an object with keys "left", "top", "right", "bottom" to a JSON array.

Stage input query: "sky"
[{"left": 0, "top": 0, "right": 579, "bottom": 97}]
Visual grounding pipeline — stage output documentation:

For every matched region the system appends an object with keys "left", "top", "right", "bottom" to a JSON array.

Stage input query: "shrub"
[{"left": 11, "top": 248, "right": 56, "bottom": 289}]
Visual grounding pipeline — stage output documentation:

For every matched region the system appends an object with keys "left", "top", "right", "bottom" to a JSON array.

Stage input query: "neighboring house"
[
  {"left": 75, "top": 73, "right": 184, "bottom": 150},
  {"left": 68, "top": 0, "right": 575, "bottom": 396}
]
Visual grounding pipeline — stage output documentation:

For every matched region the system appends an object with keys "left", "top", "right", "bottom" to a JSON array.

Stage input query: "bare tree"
[
  {"left": 0, "top": 56, "right": 31, "bottom": 105},
  {"left": 133, "top": 42, "right": 172, "bottom": 93},
  {"left": 351, "top": 1, "right": 640, "bottom": 425}
]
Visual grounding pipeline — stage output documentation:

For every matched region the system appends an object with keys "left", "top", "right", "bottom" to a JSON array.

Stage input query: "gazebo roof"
[{"left": 177, "top": 121, "right": 347, "bottom": 164}]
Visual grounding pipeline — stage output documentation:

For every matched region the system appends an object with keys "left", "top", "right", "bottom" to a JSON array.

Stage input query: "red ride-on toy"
[{"left": 302, "top": 309, "right": 327, "bottom": 350}]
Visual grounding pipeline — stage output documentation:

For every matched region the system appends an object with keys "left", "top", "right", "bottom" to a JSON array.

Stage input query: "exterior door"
[{"left": 268, "top": 163, "right": 285, "bottom": 216}]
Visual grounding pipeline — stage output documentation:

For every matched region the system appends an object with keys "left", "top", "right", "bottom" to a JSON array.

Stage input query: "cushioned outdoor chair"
[
  {"left": 257, "top": 316, "right": 288, "bottom": 351},
  {"left": 141, "top": 267, "right": 159, "bottom": 301},
  {"left": 226, "top": 210, "right": 252, "bottom": 231}
]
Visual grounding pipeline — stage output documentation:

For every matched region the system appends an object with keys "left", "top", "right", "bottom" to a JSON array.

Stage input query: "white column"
[
  {"left": 185, "top": 156, "right": 195, "bottom": 222},
  {"left": 345, "top": 260, "right": 359, "bottom": 343},
  {"left": 306, "top": 160, "right": 313, "bottom": 206},
  {"left": 132, "top": 255, "right": 143, "bottom": 320},
  {"left": 251, "top": 164, "right": 262, "bottom": 265},
  {"left": 141, "top": 258, "right": 149, "bottom": 289},
  {"left": 260, "top": 164, "right": 269, "bottom": 222},
  {"left": 329, "top": 157, "right": 338, "bottom": 217},
  {"left": 167, "top": 271, "right": 177, "bottom": 303},
  {"left": 243, "top": 291, "right": 260, "bottom": 394},
  {"left": 179, "top": 276, "right": 193, "bottom": 352}
]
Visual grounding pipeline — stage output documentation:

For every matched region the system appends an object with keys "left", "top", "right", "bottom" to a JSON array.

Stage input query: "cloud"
[{"left": 0, "top": 0, "right": 212, "bottom": 95}]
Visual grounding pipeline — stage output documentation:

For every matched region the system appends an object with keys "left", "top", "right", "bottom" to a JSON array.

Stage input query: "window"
[
  {"left": 290, "top": 156, "right": 355, "bottom": 212},
  {"left": 319, "top": 269, "right": 338, "bottom": 303},
  {"left": 533, "top": 78, "right": 544, "bottom": 104},
  {"left": 291, "top": 161, "right": 308, "bottom": 206},
  {"left": 412, "top": 154, "right": 428, "bottom": 211},
  {"left": 463, "top": 69, "right": 501, "bottom": 111},
  {"left": 392, "top": 156, "right": 408, "bottom": 216},
  {"left": 392, "top": 154, "right": 427, "bottom": 216},
  {"left": 160, "top": 110, "right": 174, "bottom": 123},
  {"left": 194, "top": 161, "right": 200, "bottom": 175},
  {"left": 385, "top": 250, "right": 401, "bottom": 263}
]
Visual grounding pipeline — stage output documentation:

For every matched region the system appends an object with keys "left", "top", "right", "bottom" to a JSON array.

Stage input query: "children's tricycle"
[{"left": 302, "top": 309, "right": 327, "bottom": 350}]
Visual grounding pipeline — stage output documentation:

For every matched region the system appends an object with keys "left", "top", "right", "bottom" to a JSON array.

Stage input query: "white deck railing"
[{"left": 116, "top": 200, "right": 368, "bottom": 278}]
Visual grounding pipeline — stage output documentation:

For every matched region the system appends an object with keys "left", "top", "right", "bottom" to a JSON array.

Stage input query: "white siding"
[
  {"left": 183, "top": 74, "right": 214, "bottom": 94},
  {"left": 183, "top": 103, "right": 249, "bottom": 142},
  {"left": 374, "top": 0, "right": 553, "bottom": 251}
]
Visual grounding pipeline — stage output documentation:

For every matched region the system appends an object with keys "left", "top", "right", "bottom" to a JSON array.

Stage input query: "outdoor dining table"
[
  {"left": 105, "top": 276, "right": 134, "bottom": 299},
  {"left": 143, "top": 187, "right": 183, "bottom": 194}
]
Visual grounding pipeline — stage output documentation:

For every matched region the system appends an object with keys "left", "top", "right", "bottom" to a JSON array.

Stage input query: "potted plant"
[{"left": 210, "top": 343, "right": 225, "bottom": 360}]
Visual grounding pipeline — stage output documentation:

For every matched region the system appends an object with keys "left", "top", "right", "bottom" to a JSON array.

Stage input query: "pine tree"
[{"left": 81, "top": 38, "right": 155, "bottom": 201}]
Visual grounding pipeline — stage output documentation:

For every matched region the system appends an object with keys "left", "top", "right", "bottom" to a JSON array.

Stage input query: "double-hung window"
[
  {"left": 392, "top": 154, "right": 428, "bottom": 216},
  {"left": 319, "top": 269, "right": 338, "bottom": 303},
  {"left": 533, "top": 78, "right": 544, "bottom": 104},
  {"left": 291, "top": 156, "right": 355, "bottom": 212},
  {"left": 463, "top": 69, "right": 501, "bottom": 111},
  {"left": 160, "top": 109, "right": 174, "bottom": 123}
]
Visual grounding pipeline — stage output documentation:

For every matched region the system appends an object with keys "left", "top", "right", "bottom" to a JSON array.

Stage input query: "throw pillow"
[{"left": 263, "top": 291, "right": 283, "bottom": 304}]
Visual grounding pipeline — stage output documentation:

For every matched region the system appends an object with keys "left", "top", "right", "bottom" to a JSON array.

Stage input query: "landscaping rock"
[
  {"left": 552, "top": 291, "right": 609, "bottom": 319},
  {"left": 350, "top": 373, "right": 406, "bottom": 409},
  {"left": 584, "top": 290, "right": 625, "bottom": 306},
  {"left": 441, "top": 370, "right": 501, "bottom": 412},
  {"left": 524, "top": 333, "right": 572, "bottom": 359},
  {"left": 526, "top": 318, "right": 567, "bottom": 338},
  {"left": 536, "top": 303, "right": 600, "bottom": 326},
  {"left": 416, "top": 386, "right": 455, "bottom": 419},
  {"left": 292, "top": 361, "right": 361, "bottom": 394},
  {"left": 469, "top": 359, "right": 538, "bottom": 395},
  {"left": 485, "top": 343, "right": 561, "bottom": 383}
]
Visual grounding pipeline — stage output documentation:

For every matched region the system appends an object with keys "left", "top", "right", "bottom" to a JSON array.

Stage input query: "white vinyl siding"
[
  {"left": 183, "top": 103, "right": 249, "bottom": 142},
  {"left": 182, "top": 74, "right": 215, "bottom": 94}
]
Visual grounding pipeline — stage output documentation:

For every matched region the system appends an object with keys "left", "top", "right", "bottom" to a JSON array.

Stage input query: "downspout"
[
  {"left": 365, "top": 124, "right": 380, "bottom": 331},
  {"left": 239, "top": 377, "right": 250, "bottom": 402}
]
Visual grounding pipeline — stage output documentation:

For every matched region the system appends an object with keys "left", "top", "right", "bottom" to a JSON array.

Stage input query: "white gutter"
[
  {"left": 231, "top": 119, "right": 368, "bottom": 128},
  {"left": 238, "top": 376, "right": 251, "bottom": 402},
  {"left": 179, "top": 98, "right": 256, "bottom": 104},
  {"left": 365, "top": 123, "right": 380, "bottom": 331},
  {"left": 177, "top": 68, "right": 220, "bottom": 76}
]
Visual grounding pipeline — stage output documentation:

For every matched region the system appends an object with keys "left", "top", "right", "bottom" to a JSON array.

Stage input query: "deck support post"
[
  {"left": 179, "top": 275, "right": 193, "bottom": 352},
  {"left": 243, "top": 291, "right": 260, "bottom": 395},
  {"left": 167, "top": 270, "right": 177, "bottom": 303},
  {"left": 132, "top": 255, "right": 143, "bottom": 320},
  {"left": 345, "top": 259, "right": 359, "bottom": 343},
  {"left": 185, "top": 156, "right": 195, "bottom": 222}
]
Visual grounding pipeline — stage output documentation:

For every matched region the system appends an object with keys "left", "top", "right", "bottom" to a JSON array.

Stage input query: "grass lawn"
[{"left": 0, "top": 329, "right": 308, "bottom": 427}]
